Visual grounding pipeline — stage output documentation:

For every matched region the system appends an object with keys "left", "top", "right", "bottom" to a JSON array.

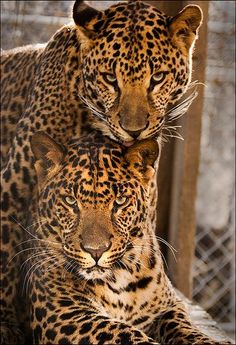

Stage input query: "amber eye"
[
  {"left": 151, "top": 72, "right": 166, "bottom": 86},
  {"left": 63, "top": 196, "right": 77, "bottom": 206},
  {"left": 102, "top": 73, "right": 117, "bottom": 85},
  {"left": 115, "top": 196, "right": 128, "bottom": 206}
]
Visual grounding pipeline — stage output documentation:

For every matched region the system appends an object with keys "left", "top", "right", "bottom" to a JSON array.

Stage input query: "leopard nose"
[
  {"left": 81, "top": 241, "right": 112, "bottom": 262},
  {"left": 125, "top": 128, "right": 144, "bottom": 139},
  {"left": 120, "top": 122, "right": 149, "bottom": 139}
]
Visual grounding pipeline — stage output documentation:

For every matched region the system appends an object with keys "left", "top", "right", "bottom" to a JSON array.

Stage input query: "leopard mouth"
[
  {"left": 63, "top": 251, "right": 127, "bottom": 279},
  {"left": 64, "top": 258, "right": 109, "bottom": 275}
]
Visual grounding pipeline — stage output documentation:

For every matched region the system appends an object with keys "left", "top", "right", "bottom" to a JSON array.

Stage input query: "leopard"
[
  {"left": 0, "top": 1, "right": 203, "bottom": 343},
  {"left": 15, "top": 130, "right": 229, "bottom": 345},
  {"left": 1, "top": 0, "right": 203, "bottom": 165}
]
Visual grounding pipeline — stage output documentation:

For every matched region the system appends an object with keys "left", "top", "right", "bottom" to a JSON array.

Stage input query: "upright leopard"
[
  {"left": 1, "top": 1, "right": 203, "bottom": 343},
  {"left": 1, "top": 0, "right": 202, "bottom": 164}
]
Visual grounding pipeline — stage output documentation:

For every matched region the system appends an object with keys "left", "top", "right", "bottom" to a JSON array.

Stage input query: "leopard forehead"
[
  {"left": 50, "top": 139, "right": 139, "bottom": 205},
  {"left": 96, "top": 2, "right": 168, "bottom": 40},
  {"left": 85, "top": 2, "right": 178, "bottom": 77}
]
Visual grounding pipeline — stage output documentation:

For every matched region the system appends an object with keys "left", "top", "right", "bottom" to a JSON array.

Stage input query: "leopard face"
[
  {"left": 73, "top": 1, "right": 202, "bottom": 144},
  {"left": 31, "top": 132, "right": 160, "bottom": 281}
]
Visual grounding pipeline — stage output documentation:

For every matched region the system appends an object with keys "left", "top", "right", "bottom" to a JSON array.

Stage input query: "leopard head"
[
  {"left": 31, "top": 131, "right": 160, "bottom": 280},
  {"left": 72, "top": 0, "right": 202, "bottom": 145}
]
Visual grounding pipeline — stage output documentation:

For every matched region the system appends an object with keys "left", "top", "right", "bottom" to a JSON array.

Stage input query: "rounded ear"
[
  {"left": 125, "top": 139, "right": 160, "bottom": 182},
  {"left": 169, "top": 5, "right": 203, "bottom": 54},
  {"left": 73, "top": 0, "right": 102, "bottom": 37},
  {"left": 30, "top": 131, "right": 66, "bottom": 189}
]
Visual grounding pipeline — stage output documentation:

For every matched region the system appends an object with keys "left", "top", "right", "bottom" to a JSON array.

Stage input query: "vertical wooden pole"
[
  {"left": 168, "top": 1, "right": 209, "bottom": 298},
  {"left": 145, "top": 1, "right": 185, "bottom": 251},
  {"left": 146, "top": 1, "right": 209, "bottom": 297}
]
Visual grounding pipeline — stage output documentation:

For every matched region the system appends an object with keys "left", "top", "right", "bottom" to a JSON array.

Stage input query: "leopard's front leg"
[
  {"left": 29, "top": 272, "right": 157, "bottom": 345},
  {"left": 148, "top": 302, "right": 232, "bottom": 345},
  {"left": 32, "top": 305, "right": 158, "bottom": 345}
]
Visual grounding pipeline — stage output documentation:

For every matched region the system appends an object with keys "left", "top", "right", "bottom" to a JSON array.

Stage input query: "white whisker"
[
  {"left": 10, "top": 215, "right": 39, "bottom": 240},
  {"left": 20, "top": 249, "right": 58, "bottom": 271},
  {"left": 131, "top": 234, "right": 177, "bottom": 262},
  {"left": 7, "top": 246, "right": 50, "bottom": 265},
  {"left": 162, "top": 127, "right": 184, "bottom": 141},
  {"left": 165, "top": 89, "right": 198, "bottom": 123},
  {"left": 79, "top": 95, "right": 107, "bottom": 122},
  {"left": 124, "top": 255, "right": 150, "bottom": 271},
  {"left": 14, "top": 237, "right": 60, "bottom": 249},
  {"left": 26, "top": 219, "right": 47, "bottom": 229}
]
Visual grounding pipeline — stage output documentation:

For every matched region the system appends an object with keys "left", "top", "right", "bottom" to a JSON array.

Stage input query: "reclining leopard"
[
  {"left": 18, "top": 130, "right": 228, "bottom": 345},
  {"left": 0, "top": 1, "right": 203, "bottom": 343}
]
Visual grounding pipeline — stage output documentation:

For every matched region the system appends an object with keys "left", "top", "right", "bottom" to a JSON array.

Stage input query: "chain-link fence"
[{"left": 193, "top": 219, "right": 235, "bottom": 333}]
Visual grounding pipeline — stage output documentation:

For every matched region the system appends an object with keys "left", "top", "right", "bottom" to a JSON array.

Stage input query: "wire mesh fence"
[{"left": 193, "top": 219, "right": 235, "bottom": 333}]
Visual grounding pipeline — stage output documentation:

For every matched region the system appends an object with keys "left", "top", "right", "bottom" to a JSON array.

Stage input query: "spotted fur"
[
  {"left": 1, "top": 0, "right": 203, "bottom": 165},
  {"left": 1, "top": 1, "right": 203, "bottom": 343},
  {"left": 73, "top": 1, "right": 203, "bottom": 144},
  {"left": 21, "top": 131, "right": 228, "bottom": 345}
]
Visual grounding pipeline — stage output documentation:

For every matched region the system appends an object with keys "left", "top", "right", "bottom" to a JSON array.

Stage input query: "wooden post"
[
  {"left": 168, "top": 1, "right": 209, "bottom": 298},
  {"left": 145, "top": 1, "right": 185, "bottom": 251},
  {"left": 146, "top": 1, "right": 209, "bottom": 298}
]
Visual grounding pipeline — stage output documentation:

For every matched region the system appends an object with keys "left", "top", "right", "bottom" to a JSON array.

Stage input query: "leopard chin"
[{"left": 82, "top": 266, "right": 112, "bottom": 281}]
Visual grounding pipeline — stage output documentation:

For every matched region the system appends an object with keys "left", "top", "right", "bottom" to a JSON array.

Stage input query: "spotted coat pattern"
[
  {"left": 23, "top": 132, "right": 229, "bottom": 345},
  {"left": 1, "top": 1, "right": 203, "bottom": 343}
]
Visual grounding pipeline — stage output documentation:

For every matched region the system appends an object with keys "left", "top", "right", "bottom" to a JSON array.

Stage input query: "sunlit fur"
[
  {"left": 19, "top": 131, "right": 228, "bottom": 344},
  {"left": 31, "top": 133, "right": 161, "bottom": 282},
  {"left": 73, "top": 1, "right": 203, "bottom": 143}
]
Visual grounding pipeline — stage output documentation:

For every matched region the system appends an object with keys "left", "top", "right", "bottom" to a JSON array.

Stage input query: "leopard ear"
[
  {"left": 73, "top": 0, "right": 102, "bottom": 38},
  {"left": 125, "top": 139, "right": 160, "bottom": 182},
  {"left": 30, "top": 131, "right": 66, "bottom": 189},
  {"left": 169, "top": 5, "right": 203, "bottom": 54}
]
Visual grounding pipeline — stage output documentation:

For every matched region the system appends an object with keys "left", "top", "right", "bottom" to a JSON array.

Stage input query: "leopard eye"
[
  {"left": 63, "top": 196, "right": 77, "bottom": 206},
  {"left": 115, "top": 196, "right": 128, "bottom": 206},
  {"left": 151, "top": 72, "right": 166, "bottom": 86},
  {"left": 102, "top": 73, "right": 117, "bottom": 85}
]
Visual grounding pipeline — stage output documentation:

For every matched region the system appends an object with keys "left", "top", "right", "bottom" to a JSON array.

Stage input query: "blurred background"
[{"left": 1, "top": 0, "right": 235, "bottom": 340}]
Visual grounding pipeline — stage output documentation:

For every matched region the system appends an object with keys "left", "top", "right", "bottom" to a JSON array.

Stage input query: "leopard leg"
[
  {"left": 148, "top": 301, "right": 232, "bottom": 345},
  {"left": 32, "top": 305, "right": 159, "bottom": 345},
  {"left": 28, "top": 266, "right": 158, "bottom": 345}
]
